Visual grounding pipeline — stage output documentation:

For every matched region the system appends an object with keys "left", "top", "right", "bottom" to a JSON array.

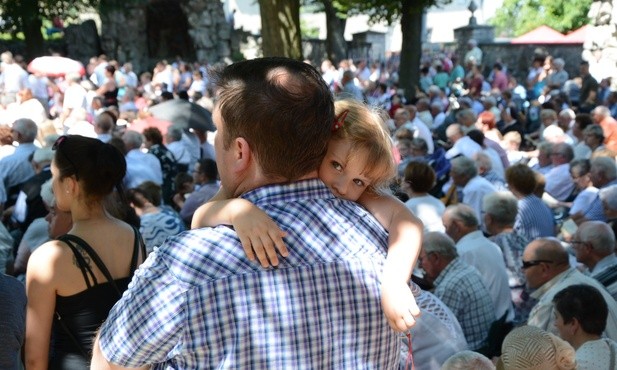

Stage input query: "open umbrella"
[
  {"left": 128, "top": 116, "right": 173, "bottom": 138},
  {"left": 27, "top": 56, "right": 86, "bottom": 78},
  {"left": 148, "top": 99, "right": 215, "bottom": 132}
]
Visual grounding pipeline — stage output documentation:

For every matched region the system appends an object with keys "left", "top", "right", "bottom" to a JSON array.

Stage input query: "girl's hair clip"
[{"left": 332, "top": 110, "right": 349, "bottom": 132}]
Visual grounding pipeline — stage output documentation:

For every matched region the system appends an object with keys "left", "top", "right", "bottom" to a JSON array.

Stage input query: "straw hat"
[{"left": 499, "top": 326, "right": 576, "bottom": 370}]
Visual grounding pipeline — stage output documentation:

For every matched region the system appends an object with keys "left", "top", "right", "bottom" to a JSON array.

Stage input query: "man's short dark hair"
[
  {"left": 197, "top": 158, "right": 218, "bottom": 181},
  {"left": 212, "top": 57, "right": 334, "bottom": 181},
  {"left": 553, "top": 284, "right": 608, "bottom": 336}
]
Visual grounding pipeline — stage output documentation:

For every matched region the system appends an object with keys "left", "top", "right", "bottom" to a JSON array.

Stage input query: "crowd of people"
[{"left": 0, "top": 41, "right": 617, "bottom": 369}]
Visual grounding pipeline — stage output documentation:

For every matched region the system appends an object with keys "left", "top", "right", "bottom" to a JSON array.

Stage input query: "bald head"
[{"left": 525, "top": 238, "right": 570, "bottom": 265}]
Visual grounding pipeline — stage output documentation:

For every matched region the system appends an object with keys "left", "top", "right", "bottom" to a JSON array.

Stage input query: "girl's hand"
[
  {"left": 232, "top": 201, "right": 288, "bottom": 268},
  {"left": 381, "top": 281, "right": 420, "bottom": 332}
]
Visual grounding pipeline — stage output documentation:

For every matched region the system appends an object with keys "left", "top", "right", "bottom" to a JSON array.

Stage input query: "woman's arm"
[
  {"left": 191, "top": 189, "right": 288, "bottom": 267},
  {"left": 358, "top": 191, "right": 423, "bottom": 332},
  {"left": 25, "top": 242, "right": 62, "bottom": 370}
]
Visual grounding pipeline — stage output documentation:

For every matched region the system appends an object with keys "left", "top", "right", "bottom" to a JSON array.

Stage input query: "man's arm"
[{"left": 91, "top": 333, "right": 149, "bottom": 370}]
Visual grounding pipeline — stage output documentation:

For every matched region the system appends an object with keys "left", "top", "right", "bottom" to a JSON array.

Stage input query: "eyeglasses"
[
  {"left": 418, "top": 252, "right": 435, "bottom": 264},
  {"left": 521, "top": 259, "right": 553, "bottom": 269},
  {"left": 52, "top": 135, "right": 79, "bottom": 181},
  {"left": 569, "top": 240, "right": 588, "bottom": 249}
]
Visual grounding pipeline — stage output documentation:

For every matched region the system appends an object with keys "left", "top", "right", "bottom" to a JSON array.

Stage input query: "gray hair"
[
  {"left": 553, "top": 58, "right": 565, "bottom": 69},
  {"left": 591, "top": 156, "right": 617, "bottom": 181},
  {"left": 166, "top": 126, "right": 183, "bottom": 142},
  {"left": 599, "top": 185, "right": 617, "bottom": 211},
  {"left": 446, "top": 204, "right": 479, "bottom": 228},
  {"left": 12, "top": 118, "right": 38, "bottom": 142},
  {"left": 40, "top": 179, "right": 54, "bottom": 207},
  {"left": 122, "top": 130, "right": 143, "bottom": 149},
  {"left": 450, "top": 156, "right": 478, "bottom": 178},
  {"left": 579, "top": 221, "right": 616, "bottom": 255},
  {"left": 583, "top": 124, "right": 605, "bottom": 141},
  {"left": 423, "top": 232, "right": 458, "bottom": 260},
  {"left": 430, "top": 100, "right": 444, "bottom": 112},
  {"left": 473, "top": 151, "right": 493, "bottom": 172},
  {"left": 483, "top": 192, "right": 518, "bottom": 226},
  {"left": 442, "top": 350, "right": 495, "bottom": 370},
  {"left": 558, "top": 108, "right": 575, "bottom": 120},
  {"left": 552, "top": 142, "right": 574, "bottom": 162},
  {"left": 592, "top": 105, "right": 611, "bottom": 118}
]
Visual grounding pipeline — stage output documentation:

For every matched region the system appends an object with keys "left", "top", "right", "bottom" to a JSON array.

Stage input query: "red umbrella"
[
  {"left": 128, "top": 116, "right": 173, "bottom": 139},
  {"left": 27, "top": 56, "right": 85, "bottom": 78}
]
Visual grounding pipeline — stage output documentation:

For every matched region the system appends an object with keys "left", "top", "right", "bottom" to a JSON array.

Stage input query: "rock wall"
[
  {"left": 100, "top": 5, "right": 148, "bottom": 74},
  {"left": 586, "top": 0, "right": 617, "bottom": 89},
  {"left": 180, "top": 0, "right": 231, "bottom": 63}
]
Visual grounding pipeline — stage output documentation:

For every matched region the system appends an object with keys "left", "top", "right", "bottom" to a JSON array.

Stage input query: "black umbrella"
[{"left": 149, "top": 99, "right": 215, "bottom": 132}]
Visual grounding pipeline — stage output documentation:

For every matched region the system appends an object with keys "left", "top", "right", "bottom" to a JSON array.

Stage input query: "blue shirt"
[
  {"left": 0, "top": 143, "right": 36, "bottom": 204},
  {"left": 98, "top": 179, "right": 399, "bottom": 369},
  {"left": 514, "top": 195, "right": 555, "bottom": 239}
]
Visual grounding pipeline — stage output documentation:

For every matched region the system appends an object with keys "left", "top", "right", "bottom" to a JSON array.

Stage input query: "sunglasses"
[
  {"left": 52, "top": 135, "right": 79, "bottom": 181},
  {"left": 521, "top": 259, "right": 553, "bottom": 269}
]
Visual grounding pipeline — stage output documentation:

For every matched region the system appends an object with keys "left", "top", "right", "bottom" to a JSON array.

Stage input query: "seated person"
[{"left": 553, "top": 284, "right": 617, "bottom": 370}]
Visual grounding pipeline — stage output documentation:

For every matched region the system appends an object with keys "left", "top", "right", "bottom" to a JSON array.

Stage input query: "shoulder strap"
[
  {"left": 130, "top": 226, "right": 146, "bottom": 274},
  {"left": 58, "top": 235, "right": 96, "bottom": 289},
  {"left": 59, "top": 234, "right": 122, "bottom": 297}
]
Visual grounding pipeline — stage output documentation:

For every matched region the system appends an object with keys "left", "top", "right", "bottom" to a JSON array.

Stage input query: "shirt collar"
[
  {"left": 530, "top": 268, "right": 575, "bottom": 300},
  {"left": 592, "top": 254, "right": 617, "bottom": 275},
  {"left": 241, "top": 178, "right": 335, "bottom": 208}
]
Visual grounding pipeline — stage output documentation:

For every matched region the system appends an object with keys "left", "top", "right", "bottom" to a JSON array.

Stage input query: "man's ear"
[{"left": 232, "top": 137, "right": 252, "bottom": 173}]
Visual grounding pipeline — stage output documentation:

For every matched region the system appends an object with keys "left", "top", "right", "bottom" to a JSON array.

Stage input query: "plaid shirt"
[
  {"left": 99, "top": 179, "right": 399, "bottom": 369},
  {"left": 433, "top": 257, "right": 495, "bottom": 351}
]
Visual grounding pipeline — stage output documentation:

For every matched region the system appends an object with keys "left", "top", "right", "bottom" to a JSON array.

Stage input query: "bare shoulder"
[{"left": 27, "top": 240, "right": 73, "bottom": 283}]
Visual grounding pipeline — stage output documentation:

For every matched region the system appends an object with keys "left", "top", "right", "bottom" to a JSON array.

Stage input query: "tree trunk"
[
  {"left": 258, "top": 0, "right": 302, "bottom": 59},
  {"left": 322, "top": 0, "right": 347, "bottom": 64},
  {"left": 21, "top": 0, "right": 45, "bottom": 59},
  {"left": 398, "top": 0, "right": 423, "bottom": 102}
]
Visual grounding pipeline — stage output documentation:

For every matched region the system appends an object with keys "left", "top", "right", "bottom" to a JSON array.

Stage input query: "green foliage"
[
  {"left": 339, "top": 0, "right": 450, "bottom": 25},
  {"left": 300, "top": 18, "right": 320, "bottom": 39},
  {"left": 490, "top": 0, "right": 593, "bottom": 37}
]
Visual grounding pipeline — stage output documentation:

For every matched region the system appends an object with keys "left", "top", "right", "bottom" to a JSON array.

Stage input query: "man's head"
[
  {"left": 553, "top": 284, "right": 608, "bottom": 345},
  {"left": 122, "top": 130, "right": 144, "bottom": 151},
  {"left": 589, "top": 156, "right": 617, "bottom": 188},
  {"left": 580, "top": 61, "right": 590, "bottom": 76},
  {"left": 393, "top": 108, "right": 410, "bottom": 129},
  {"left": 505, "top": 163, "right": 537, "bottom": 197},
  {"left": 549, "top": 143, "right": 574, "bottom": 166},
  {"left": 420, "top": 231, "right": 458, "bottom": 283},
  {"left": 442, "top": 204, "right": 479, "bottom": 242},
  {"left": 591, "top": 105, "right": 610, "bottom": 124},
  {"left": 12, "top": 118, "right": 38, "bottom": 144},
  {"left": 571, "top": 221, "right": 615, "bottom": 270},
  {"left": 583, "top": 124, "right": 605, "bottom": 150},
  {"left": 445, "top": 123, "right": 465, "bottom": 144},
  {"left": 212, "top": 58, "right": 333, "bottom": 197},
  {"left": 449, "top": 156, "right": 477, "bottom": 187},
  {"left": 482, "top": 191, "right": 518, "bottom": 235},
  {"left": 599, "top": 184, "right": 617, "bottom": 219},
  {"left": 557, "top": 109, "right": 575, "bottom": 132},
  {"left": 193, "top": 158, "right": 218, "bottom": 185},
  {"left": 522, "top": 238, "right": 570, "bottom": 290},
  {"left": 455, "top": 109, "right": 477, "bottom": 129}
]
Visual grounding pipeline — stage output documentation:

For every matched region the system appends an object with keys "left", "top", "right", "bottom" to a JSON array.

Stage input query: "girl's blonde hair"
[{"left": 332, "top": 99, "right": 396, "bottom": 192}]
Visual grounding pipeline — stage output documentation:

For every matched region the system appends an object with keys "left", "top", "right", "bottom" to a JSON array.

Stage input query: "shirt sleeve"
[{"left": 98, "top": 250, "right": 189, "bottom": 367}]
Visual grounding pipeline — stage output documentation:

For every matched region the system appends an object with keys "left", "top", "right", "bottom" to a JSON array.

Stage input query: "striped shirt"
[
  {"left": 98, "top": 179, "right": 399, "bottom": 369},
  {"left": 514, "top": 195, "right": 555, "bottom": 239}
]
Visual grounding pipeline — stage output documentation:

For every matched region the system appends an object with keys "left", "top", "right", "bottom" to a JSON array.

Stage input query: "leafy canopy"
[{"left": 490, "top": 0, "right": 593, "bottom": 37}]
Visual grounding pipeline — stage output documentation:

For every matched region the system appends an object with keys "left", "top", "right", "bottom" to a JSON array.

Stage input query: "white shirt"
[
  {"left": 576, "top": 338, "right": 617, "bottom": 370},
  {"left": 445, "top": 136, "right": 482, "bottom": 159},
  {"left": 462, "top": 175, "right": 497, "bottom": 225},
  {"left": 405, "top": 195, "right": 445, "bottom": 233},
  {"left": 124, "top": 149, "right": 163, "bottom": 188},
  {"left": 456, "top": 230, "right": 514, "bottom": 322},
  {"left": 545, "top": 163, "right": 576, "bottom": 202}
]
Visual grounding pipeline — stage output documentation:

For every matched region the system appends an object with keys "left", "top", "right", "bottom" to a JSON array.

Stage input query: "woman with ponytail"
[{"left": 25, "top": 135, "right": 146, "bottom": 370}]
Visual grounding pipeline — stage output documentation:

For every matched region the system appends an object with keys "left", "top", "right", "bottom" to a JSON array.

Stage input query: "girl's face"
[
  {"left": 319, "top": 139, "right": 371, "bottom": 202},
  {"left": 51, "top": 161, "right": 70, "bottom": 212}
]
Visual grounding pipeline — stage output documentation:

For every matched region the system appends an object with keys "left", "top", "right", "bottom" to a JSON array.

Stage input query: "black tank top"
[{"left": 49, "top": 227, "right": 143, "bottom": 370}]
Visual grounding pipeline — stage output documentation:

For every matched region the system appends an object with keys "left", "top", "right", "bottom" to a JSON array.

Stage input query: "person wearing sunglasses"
[{"left": 523, "top": 237, "right": 617, "bottom": 341}]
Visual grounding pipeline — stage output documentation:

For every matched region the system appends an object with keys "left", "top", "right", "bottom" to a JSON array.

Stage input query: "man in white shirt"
[
  {"left": 445, "top": 124, "right": 482, "bottom": 159},
  {"left": 393, "top": 107, "right": 434, "bottom": 154},
  {"left": 571, "top": 221, "right": 617, "bottom": 301},
  {"left": 448, "top": 156, "right": 497, "bottom": 226},
  {"left": 442, "top": 204, "right": 514, "bottom": 324},
  {"left": 545, "top": 142, "right": 576, "bottom": 202},
  {"left": 122, "top": 130, "right": 163, "bottom": 189}
]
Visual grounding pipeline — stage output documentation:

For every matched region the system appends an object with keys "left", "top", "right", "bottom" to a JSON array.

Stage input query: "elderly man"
[
  {"left": 448, "top": 156, "right": 496, "bottom": 224},
  {"left": 0, "top": 118, "right": 38, "bottom": 213},
  {"left": 523, "top": 237, "right": 617, "bottom": 339},
  {"left": 600, "top": 184, "right": 617, "bottom": 239},
  {"left": 419, "top": 232, "right": 494, "bottom": 351},
  {"left": 572, "top": 156, "right": 617, "bottom": 225},
  {"left": 393, "top": 107, "right": 434, "bottom": 154},
  {"left": 122, "top": 130, "right": 163, "bottom": 189},
  {"left": 483, "top": 191, "right": 534, "bottom": 325},
  {"left": 544, "top": 142, "right": 576, "bottom": 202},
  {"left": 180, "top": 159, "right": 219, "bottom": 225},
  {"left": 442, "top": 204, "right": 513, "bottom": 324},
  {"left": 571, "top": 221, "right": 617, "bottom": 300},
  {"left": 591, "top": 105, "right": 617, "bottom": 152},
  {"left": 92, "top": 57, "right": 405, "bottom": 369},
  {"left": 506, "top": 164, "right": 555, "bottom": 239},
  {"left": 444, "top": 124, "right": 482, "bottom": 160}
]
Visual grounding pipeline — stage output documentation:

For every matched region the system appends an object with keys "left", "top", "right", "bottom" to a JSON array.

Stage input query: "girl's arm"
[
  {"left": 25, "top": 242, "right": 61, "bottom": 370},
  {"left": 191, "top": 189, "right": 288, "bottom": 267},
  {"left": 358, "top": 191, "right": 423, "bottom": 332}
]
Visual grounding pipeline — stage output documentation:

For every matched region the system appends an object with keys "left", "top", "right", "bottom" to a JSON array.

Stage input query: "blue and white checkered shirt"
[{"left": 99, "top": 179, "right": 399, "bottom": 369}]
